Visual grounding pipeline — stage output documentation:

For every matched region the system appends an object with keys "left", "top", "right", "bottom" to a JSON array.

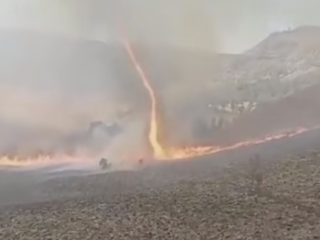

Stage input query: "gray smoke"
[
  {"left": 0, "top": 0, "right": 320, "bottom": 52},
  {"left": 0, "top": 0, "right": 320, "bottom": 164}
]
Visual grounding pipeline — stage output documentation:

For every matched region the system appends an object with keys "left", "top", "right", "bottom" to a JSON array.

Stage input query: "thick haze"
[
  {"left": 0, "top": 0, "right": 320, "bottom": 159},
  {"left": 0, "top": 0, "right": 319, "bottom": 52}
]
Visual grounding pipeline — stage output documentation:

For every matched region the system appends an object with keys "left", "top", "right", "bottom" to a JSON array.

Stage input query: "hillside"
[
  {"left": 166, "top": 26, "right": 320, "bottom": 145},
  {"left": 1, "top": 27, "right": 320, "bottom": 152}
]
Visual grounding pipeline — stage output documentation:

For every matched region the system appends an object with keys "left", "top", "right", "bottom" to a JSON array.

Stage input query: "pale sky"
[{"left": 0, "top": 0, "right": 319, "bottom": 53}]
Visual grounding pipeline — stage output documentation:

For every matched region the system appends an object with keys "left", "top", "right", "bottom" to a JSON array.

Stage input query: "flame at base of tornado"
[
  {"left": 157, "top": 127, "right": 313, "bottom": 160},
  {"left": 0, "top": 126, "right": 317, "bottom": 167},
  {"left": 122, "top": 37, "right": 318, "bottom": 161}
]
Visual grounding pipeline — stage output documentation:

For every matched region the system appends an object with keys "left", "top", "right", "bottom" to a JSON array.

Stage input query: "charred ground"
[{"left": 0, "top": 130, "right": 320, "bottom": 239}]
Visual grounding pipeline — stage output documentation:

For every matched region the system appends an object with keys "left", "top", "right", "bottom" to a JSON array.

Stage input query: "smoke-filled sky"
[
  {"left": 0, "top": 0, "right": 320, "bottom": 157},
  {"left": 0, "top": 0, "right": 319, "bottom": 53}
]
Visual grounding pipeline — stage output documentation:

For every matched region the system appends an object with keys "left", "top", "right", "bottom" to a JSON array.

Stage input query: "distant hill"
[
  {"left": 160, "top": 26, "right": 320, "bottom": 145},
  {"left": 1, "top": 27, "right": 320, "bottom": 151},
  {"left": 219, "top": 26, "right": 320, "bottom": 134}
]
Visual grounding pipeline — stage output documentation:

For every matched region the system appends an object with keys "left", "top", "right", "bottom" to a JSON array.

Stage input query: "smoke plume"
[{"left": 0, "top": 0, "right": 320, "bottom": 163}]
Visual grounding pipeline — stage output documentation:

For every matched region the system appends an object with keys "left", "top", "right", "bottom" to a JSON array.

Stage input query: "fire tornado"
[
  {"left": 122, "top": 37, "right": 319, "bottom": 161},
  {"left": 122, "top": 38, "right": 167, "bottom": 159}
]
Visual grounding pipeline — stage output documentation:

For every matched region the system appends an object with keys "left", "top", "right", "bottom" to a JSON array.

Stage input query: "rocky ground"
[{"left": 0, "top": 149, "right": 319, "bottom": 240}]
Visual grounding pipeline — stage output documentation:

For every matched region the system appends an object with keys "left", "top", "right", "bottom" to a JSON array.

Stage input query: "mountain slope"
[{"left": 1, "top": 27, "right": 320, "bottom": 153}]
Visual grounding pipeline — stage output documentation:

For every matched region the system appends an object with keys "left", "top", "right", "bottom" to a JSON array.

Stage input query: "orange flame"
[
  {"left": 122, "top": 37, "right": 318, "bottom": 161},
  {"left": 0, "top": 154, "right": 88, "bottom": 168},
  {"left": 162, "top": 127, "right": 314, "bottom": 160},
  {"left": 122, "top": 38, "right": 167, "bottom": 159}
]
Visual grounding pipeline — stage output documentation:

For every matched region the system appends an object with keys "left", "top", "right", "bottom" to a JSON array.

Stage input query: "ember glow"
[
  {"left": 122, "top": 37, "right": 318, "bottom": 161},
  {"left": 0, "top": 154, "right": 91, "bottom": 169},
  {"left": 0, "top": 155, "right": 52, "bottom": 168}
]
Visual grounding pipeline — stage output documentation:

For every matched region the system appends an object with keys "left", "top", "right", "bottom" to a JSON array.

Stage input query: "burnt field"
[
  {"left": 0, "top": 129, "right": 320, "bottom": 240},
  {"left": 1, "top": 2, "right": 320, "bottom": 239}
]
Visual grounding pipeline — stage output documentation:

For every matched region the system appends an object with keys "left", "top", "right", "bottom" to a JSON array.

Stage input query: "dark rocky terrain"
[
  {"left": 0, "top": 131, "right": 320, "bottom": 239},
  {"left": 0, "top": 156, "right": 319, "bottom": 239}
]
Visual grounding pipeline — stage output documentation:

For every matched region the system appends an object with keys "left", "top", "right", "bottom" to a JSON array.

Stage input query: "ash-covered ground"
[{"left": 0, "top": 130, "right": 320, "bottom": 240}]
